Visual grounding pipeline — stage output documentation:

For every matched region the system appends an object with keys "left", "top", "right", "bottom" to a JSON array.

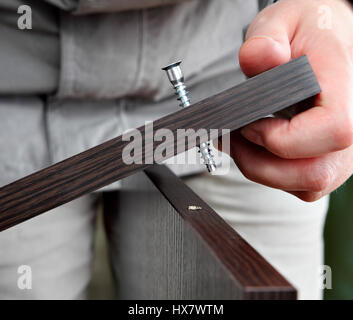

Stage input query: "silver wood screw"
[{"left": 162, "top": 61, "right": 216, "bottom": 173}]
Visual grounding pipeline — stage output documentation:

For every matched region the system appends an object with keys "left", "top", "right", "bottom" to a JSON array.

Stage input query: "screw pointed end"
[{"left": 206, "top": 164, "right": 217, "bottom": 173}]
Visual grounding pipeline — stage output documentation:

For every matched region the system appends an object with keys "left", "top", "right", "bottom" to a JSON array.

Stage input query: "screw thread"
[
  {"left": 174, "top": 84, "right": 216, "bottom": 172},
  {"left": 174, "top": 84, "right": 190, "bottom": 108},
  {"left": 199, "top": 142, "right": 217, "bottom": 172},
  {"left": 163, "top": 61, "right": 216, "bottom": 172}
]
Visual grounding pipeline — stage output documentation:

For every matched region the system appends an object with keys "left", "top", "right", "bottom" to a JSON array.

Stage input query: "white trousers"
[{"left": 0, "top": 163, "right": 328, "bottom": 299}]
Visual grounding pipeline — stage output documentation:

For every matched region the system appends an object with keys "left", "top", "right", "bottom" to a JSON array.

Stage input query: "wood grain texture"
[
  {"left": 115, "top": 165, "right": 296, "bottom": 299},
  {"left": 0, "top": 56, "right": 320, "bottom": 231}
]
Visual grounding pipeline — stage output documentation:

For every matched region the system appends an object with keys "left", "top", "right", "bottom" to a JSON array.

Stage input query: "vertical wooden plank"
[{"left": 108, "top": 165, "right": 296, "bottom": 299}]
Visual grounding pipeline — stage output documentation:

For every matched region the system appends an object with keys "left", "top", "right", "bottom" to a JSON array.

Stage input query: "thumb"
[{"left": 239, "top": 3, "right": 298, "bottom": 77}]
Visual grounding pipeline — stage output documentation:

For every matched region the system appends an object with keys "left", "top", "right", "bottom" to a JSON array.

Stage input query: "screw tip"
[{"left": 207, "top": 164, "right": 217, "bottom": 173}]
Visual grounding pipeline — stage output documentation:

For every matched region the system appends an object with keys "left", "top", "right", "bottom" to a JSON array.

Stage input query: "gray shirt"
[
  {"left": 0, "top": 0, "right": 259, "bottom": 187},
  {"left": 0, "top": 0, "right": 59, "bottom": 94}
]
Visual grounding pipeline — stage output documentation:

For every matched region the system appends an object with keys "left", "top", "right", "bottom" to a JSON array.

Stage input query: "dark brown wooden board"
[
  {"left": 0, "top": 56, "right": 320, "bottom": 231},
  {"left": 114, "top": 165, "right": 296, "bottom": 299}
]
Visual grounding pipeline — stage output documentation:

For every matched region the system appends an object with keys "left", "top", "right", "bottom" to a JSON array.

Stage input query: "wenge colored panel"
[
  {"left": 0, "top": 56, "right": 320, "bottom": 231},
  {"left": 115, "top": 165, "right": 296, "bottom": 299}
]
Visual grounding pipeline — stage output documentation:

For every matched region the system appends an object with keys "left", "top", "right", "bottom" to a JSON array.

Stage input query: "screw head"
[
  {"left": 161, "top": 60, "right": 182, "bottom": 71},
  {"left": 162, "top": 61, "right": 184, "bottom": 86}
]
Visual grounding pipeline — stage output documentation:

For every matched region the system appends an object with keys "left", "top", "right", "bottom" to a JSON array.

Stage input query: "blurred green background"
[{"left": 324, "top": 176, "right": 353, "bottom": 299}]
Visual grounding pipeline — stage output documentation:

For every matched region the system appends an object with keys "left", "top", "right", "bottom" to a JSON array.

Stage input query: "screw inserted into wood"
[{"left": 162, "top": 61, "right": 217, "bottom": 172}]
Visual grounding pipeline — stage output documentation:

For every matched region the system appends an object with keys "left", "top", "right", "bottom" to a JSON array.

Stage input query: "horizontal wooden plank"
[{"left": 0, "top": 56, "right": 320, "bottom": 231}]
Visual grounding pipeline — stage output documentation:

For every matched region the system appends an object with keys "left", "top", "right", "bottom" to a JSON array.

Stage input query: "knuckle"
[
  {"left": 333, "top": 117, "right": 353, "bottom": 150},
  {"left": 304, "top": 162, "right": 334, "bottom": 192}
]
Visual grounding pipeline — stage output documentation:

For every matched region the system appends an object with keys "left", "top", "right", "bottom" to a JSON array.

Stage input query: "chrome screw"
[{"left": 162, "top": 61, "right": 216, "bottom": 173}]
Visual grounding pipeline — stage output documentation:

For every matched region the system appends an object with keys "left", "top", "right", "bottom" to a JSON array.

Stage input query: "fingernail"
[{"left": 240, "top": 127, "right": 264, "bottom": 146}]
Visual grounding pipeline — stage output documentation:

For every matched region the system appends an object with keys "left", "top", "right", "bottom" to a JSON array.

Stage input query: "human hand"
[{"left": 227, "top": 0, "right": 353, "bottom": 201}]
